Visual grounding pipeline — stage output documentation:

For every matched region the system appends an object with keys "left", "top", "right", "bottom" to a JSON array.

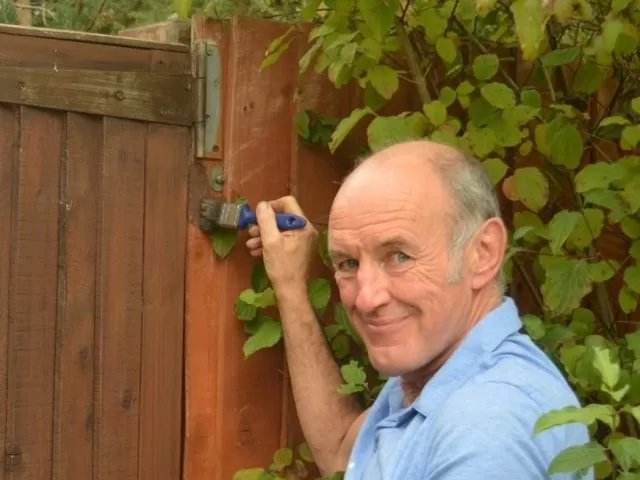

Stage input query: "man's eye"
[
  {"left": 337, "top": 259, "right": 359, "bottom": 271},
  {"left": 392, "top": 252, "right": 411, "bottom": 263}
]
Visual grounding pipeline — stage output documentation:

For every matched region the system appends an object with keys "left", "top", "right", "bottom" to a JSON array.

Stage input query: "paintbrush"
[{"left": 198, "top": 199, "right": 307, "bottom": 234}]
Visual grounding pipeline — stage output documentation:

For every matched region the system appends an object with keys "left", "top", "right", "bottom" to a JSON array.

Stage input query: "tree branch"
[{"left": 396, "top": 19, "right": 431, "bottom": 104}]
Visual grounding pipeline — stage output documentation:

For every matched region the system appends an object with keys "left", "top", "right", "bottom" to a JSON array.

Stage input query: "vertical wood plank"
[
  {"left": 52, "top": 113, "right": 100, "bottom": 480},
  {"left": 184, "top": 15, "right": 299, "bottom": 480},
  {"left": 0, "top": 104, "right": 17, "bottom": 480},
  {"left": 94, "top": 117, "right": 145, "bottom": 480},
  {"left": 138, "top": 124, "right": 189, "bottom": 480},
  {"left": 216, "top": 16, "right": 299, "bottom": 478},
  {"left": 5, "top": 106, "right": 61, "bottom": 480}
]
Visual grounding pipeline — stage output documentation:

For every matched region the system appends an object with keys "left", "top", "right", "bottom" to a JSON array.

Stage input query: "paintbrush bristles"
[{"left": 215, "top": 203, "right": 242, "bottom": 228}]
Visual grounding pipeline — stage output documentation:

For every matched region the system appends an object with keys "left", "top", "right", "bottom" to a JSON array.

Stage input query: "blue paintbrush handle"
[{"left": 237, "top": 204, "right": 307, "bottom": 231}]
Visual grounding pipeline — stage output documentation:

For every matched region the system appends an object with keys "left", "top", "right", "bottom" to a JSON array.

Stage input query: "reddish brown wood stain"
[{"left": 0, "top": 26, "right": 189, "bottom": 480}]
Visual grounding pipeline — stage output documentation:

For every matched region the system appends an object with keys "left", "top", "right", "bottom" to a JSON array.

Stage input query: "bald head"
[{"left": 331, "top": 140, "right": 504, "bottom": 283}]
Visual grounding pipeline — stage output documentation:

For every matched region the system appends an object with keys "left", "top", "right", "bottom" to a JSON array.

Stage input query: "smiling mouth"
[{"left": 364, "top": 315, "right": 409, "bottom": 330}]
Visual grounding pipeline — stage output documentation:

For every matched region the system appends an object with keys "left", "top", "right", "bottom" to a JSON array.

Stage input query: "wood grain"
[
  {"left": 52, "top": 112, "right": 101, "bottom": 480},
  {"left": 5, "top": 106, "right": 62, "bottom": 480},
  {"left": 94, "top": 118, "right": 146, "bottom": 480},
  {"left": 0, "top": 67, "right": 194, "bottom": 126},
  {"left": 138, "top": 124, "right": 189, "bottom": 480}
]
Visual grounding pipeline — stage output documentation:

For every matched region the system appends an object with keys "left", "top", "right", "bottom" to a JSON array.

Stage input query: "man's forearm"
[{"left": 276, "top": 284, "right": 363, "bottom": 474}]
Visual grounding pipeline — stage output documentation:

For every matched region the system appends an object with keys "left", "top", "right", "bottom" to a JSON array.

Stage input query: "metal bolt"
[
  {"left": 184, "top": 80, "right": 191, "bottom": 91},
  {"left": 17, "top": 81, "right": 25, "bottom": 91},
  {"left": 212, "top": 78, "right": 220, "bottom": 87},
  {"left": 159, "top": 108, "right": 167, "bottom": 116},
  {"left": 214, "top": 174, "right": 224, "bottom": 185},
  {"left": 115, "top": 90, "right": 124, "bottom": 101},
  {"left": 212, "top": 145, "right": 220, "bottom": 153}
]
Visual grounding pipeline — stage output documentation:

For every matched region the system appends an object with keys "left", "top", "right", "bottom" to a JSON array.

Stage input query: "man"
[{"left": 245, "top": 140, "right": 591, "bottom": 479}]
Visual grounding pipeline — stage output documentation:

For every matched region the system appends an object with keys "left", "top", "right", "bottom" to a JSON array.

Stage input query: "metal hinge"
[
  {"left": 5, "top": 445, "right": 21, "bottom": 469},
  {"left": 194, "top": 40, "right": 223, "bottom": 159}
]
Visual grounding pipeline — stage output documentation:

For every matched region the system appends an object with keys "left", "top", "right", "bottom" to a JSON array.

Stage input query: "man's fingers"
[
  {"left": 248, "top": 225, "right": 260, "bottom": 238},
  {"left": 249, "top": 248, "right": 263, "bottom": 257},
  {"left": 268, "top": 195, "right": 304, "bottom": 216},
  {"left": 245, "top": 237, "right": 262, "bottom": 250},
  {"left": 255, "top": 201, "right": 281, "bottom": 244}
]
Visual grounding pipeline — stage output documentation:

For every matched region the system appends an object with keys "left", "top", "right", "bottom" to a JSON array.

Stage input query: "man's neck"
[{"left": 400, "top": 289, "right": 503, "bottom": 406}]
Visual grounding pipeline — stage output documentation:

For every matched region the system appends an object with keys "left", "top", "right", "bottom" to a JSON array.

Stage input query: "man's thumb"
[{"left": 255, "top": 201, "right": 280, "bottom": 243}]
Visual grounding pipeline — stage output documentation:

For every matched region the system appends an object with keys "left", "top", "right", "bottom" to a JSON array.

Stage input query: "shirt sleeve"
[{"left": 422, "top": 381, "right": 590, "bottom": 480}]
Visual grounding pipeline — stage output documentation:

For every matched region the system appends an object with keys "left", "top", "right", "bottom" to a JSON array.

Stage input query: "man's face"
[{"left": 328, "top": 164, "right": 473, "bottom": 377}]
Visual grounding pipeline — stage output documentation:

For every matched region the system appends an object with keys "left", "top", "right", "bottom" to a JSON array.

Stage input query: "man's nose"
[{"left": 354, "top": 262, "right": 390, "bottom": 313}]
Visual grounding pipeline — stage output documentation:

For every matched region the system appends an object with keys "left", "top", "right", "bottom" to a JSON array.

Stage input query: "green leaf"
[
  {"left": 439, "top": 87, "right": 456, "bottom": 107},
  {"left": 251, "top": 259, "right": 270, "bottom": 292},
  {"left": 621, "top": 216, "right": 640, "bottom": 238},
  {"left": 588, "top": 261, "right": 618, "bottom": 283},
  {"left": 367, "top": 65, "right": 399, "bottom": 100},
  {"left": 457, "top": 81, "right": 475, "bottom": 96},
  {"left": 567, "top": 208, "right": 604, "bottom": 250},
  {"left": 235, "top": 297, "right": 257, "bottom": 321},
  {"left": 510, "top": 0, "right": 546, "bottom": 61},
  {"left": 341, "top": 360, "right": 366, "bottom": 385},
  {"left": 423, "top": 100, "right": 448, "bottom": 126},
  {"left": 308, "top": 278, "right": 332, "bottom": 312},
  {"left": 547, "top": 118, "right": 583, "bottom": 169},
  {"left": 436, "top": 37, "right": 457, "bottom": 63},
  {"left": 521, "top": 89, "right": 541, "bottom": 108},
  {"left": 232, "top": 468, "right": 267, "bottom": 480},
  {"left": 612, "top": 0, "right": 632, "bottom": 13},
  {"left": 242, "top": 318, "right": 282, "bottom": 358},
  {"left": 609, "top": 437, "right": 640, "bottom": 472},
  {"left": 534, "top": 404, "right": 616, "bottom": 434},
  {"left": 261, "top": 28, "right": 294, "bottom": 71},
  {"left": 624, "top": 266, "right": 640, "bottom": 293},
  {"left": 542, "top": 259, "right": 593, "bottom": 315},
  {"left": 357, "top": 0, "right": 397, "bottom": 41},
  {"left": 548, "top": 210, "right": 581, "bottom": 254},
  {"left": 211, "top": 230, "right": 238, "bottom": 259},
  {"left": 632, "top": 97, "right": 640, "bottom": 114},
  {"left": 480, "top": 82, "right": 516, "bottom": 109},
  {"left": 329, "top": 107, "right": 373, "bottom": 153},
  {"left": 592, "top": 345, "right": 620, "bottom": 389},
  {"left": 574, "top": 162, "right": 626, "bottom": 193},
  {"left": 541, "top": 46, "right": 581, "bottom": 67},
  {"left": 573, "top": 62, "right": 608, "bottom": 94},
  {"left": 239, "top": 288, "right": 277, "bottom": 308},
  {"left": 173, "top": 0, "right": 192, "bottom": 20},
  {"left": 472, "top": 54, "right": 499, "bottom": 81},
  {"left": 331, "top": 334, "right": 350, "bottom": 359},
  {"left": 630, "top": 240, "right": 640, "bottom": 260},
  {"left": 415, "top": 8, "right": 447, "bottom": 43},
  {"left": 482, "top": 158, "right": 509, "bottom": 184},
  {"left": 503, "top": 105, "right": 540, "bottom": 126},
  {"left": 367, "top": 113, "right": 429, "bottom": 151},
  {"left": 513, "top": 167, "right": 549, "bottom": 212},
  {"left": 570, "top": 308, "right": 596, "bottom": 337},
  {"left": 298, "top": 443, "right": 314, "bottom": 463},
  {"left": 301, "top": 0, "right": 323, "bottom": 20},
  {"left": 622, "top": 125, "right": 640, "bottom": 150},
  {"left": 273, "top": 448, "right": 293, "bottom": 470},
  {"left": 522, "top": 314, "right": 546, "bottom": 340},
  {"left": 547, "top": 442, "right": 608, "bottom": 475},
  {"left": 619, "top": 286, "right": 638, "bottom": 314}
]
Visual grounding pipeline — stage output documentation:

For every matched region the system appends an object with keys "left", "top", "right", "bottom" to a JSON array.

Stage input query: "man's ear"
[{"left": 468, "top": 218, "right": 507, "bottom": 290}]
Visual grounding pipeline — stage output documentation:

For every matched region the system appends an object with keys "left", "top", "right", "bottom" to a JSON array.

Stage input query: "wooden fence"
[
  {"left": 0, "top": 25, "right": 190, "bottom": 479},
  {"left": 2, "top": 9, "right": 636, "bottom": 480}
]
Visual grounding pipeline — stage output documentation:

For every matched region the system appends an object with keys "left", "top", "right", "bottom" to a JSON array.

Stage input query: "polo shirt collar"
[{"left": 410, "top": 296, "right": 522, "bottom": 417}]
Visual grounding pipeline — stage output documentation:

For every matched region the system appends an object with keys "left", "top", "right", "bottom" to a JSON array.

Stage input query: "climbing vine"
[{"left": 204, "top": 0, "right": 640, "bottom": 478}]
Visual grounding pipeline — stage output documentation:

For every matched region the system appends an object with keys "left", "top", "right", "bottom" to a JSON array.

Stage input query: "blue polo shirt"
[{"left": 345, "top": 297, "right": 592, "bottom": 480}]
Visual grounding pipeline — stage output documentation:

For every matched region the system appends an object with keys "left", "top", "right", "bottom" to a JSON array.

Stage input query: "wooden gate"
[{"left": 0, "top": 25, "right": 191, "bottom": 480}]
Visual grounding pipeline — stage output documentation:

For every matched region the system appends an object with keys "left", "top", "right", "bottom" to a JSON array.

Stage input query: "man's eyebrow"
[
  {"left": 328, "top": 249, "right": 349, "bottom": 259},
  {"left": 379, "top": 236, "right": 409, "bottom": 248}
]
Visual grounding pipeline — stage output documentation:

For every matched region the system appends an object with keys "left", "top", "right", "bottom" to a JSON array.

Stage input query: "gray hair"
[{"left": 435, "top": 150, "right": 504, "bottom": 289}]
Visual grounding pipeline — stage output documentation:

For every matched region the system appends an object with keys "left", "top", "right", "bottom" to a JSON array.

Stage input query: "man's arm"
[
  {"left": 250, "top": 198, "right": 366, "bottom": 475},
  {"left": 276, "top": 285, "right": 366, "bottom": 475}
]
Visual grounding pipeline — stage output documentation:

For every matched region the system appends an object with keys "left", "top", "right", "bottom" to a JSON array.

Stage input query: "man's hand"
[{"left": 245, "top": 196, "right": 318, "bottom": 291}]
